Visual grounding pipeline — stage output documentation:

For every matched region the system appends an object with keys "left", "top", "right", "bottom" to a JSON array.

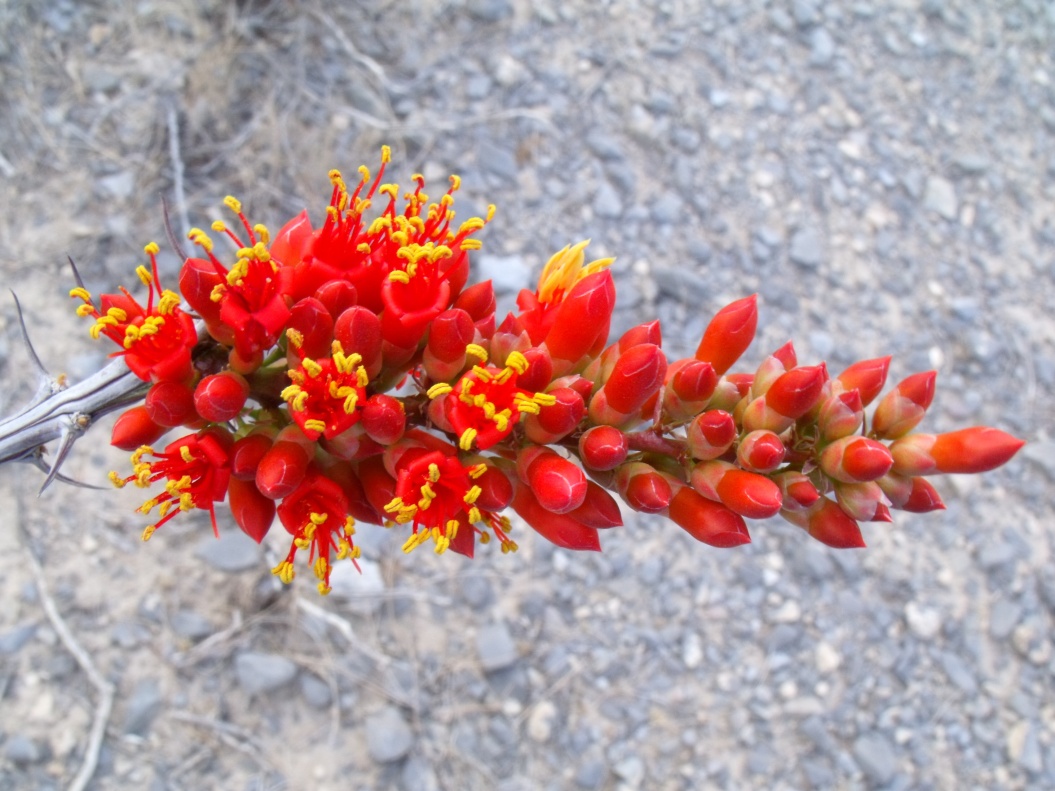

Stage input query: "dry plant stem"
[
  {"left": 19, "top": 503, "right": 114, "bottom": 791},
  {"left": 167, "top": 711, "right": 276, "bottom": 773}
]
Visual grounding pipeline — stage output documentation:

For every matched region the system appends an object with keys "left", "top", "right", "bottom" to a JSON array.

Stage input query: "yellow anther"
[
  {"left": 108, "top": 470, "right": 126, "bottom": 489},
  {"left": 419, "top": 482, "right": 437, "bottom": 501},
  {"left": 458, "top": 217, "right": 485, "bottom": 235},
  {"left": 211, "top": 220, "right": 227, "bottom": 232},
  {"left": 427, "top": 383, "right": 453, "bottom": 399},
  {"left": 469, "top": 463, "right": 487, "bottom": 479},
  {"left": 286, "top": 328, "right": 304, "bottom": 348},
  {"left": 493, "top": 411, "right": 510, "bottom": 431},
  {"left": 486, "top": 204, "right": 496, "bottom": 222},
  {"left": 271, "top": 561, "right": 295, "bottom": 584},
  {"left": 449, "top": 174, "right": 461, "bottom": 190},
  {"left": 224, "top": 195, "right": 242, "bottom": 214},
  {"left": 318, "top": 583, "right": 332, "bottom": 596},
  {"left": 388, "top": 269, "right": 411, "bottom": 284},
  {"left": 144, "top": 242, "right": 160, "bottom": 255},
  {"left": 381, "top": 145, "right": 391, "bottom": 163},
  {"left": 75, "top": 304, "right": 95, "bottom": 317},
  {"left": 343, "top": 393, "right": 358, "bottom": 414},
  {"left": 142, "top": 525, "right": 156, "bottom": 541},
  {"left": 379, "top": 183, "right": 399, "bottom": 200},
  {"left": 428, "top": 463, "right": 441, "bottom": 483},
  {"left": 210, "top": 283, "right": 225, "bottom": 302},
  {"left": 136, "top": 265, "right": 153, "bottom": 286},
  {"left": 254, "top": 224, "right": 270, "bottom": 245},
  {"left": 293, "top": 391, "right": 308, "bottom": 412},
  {"left": 533, "top": 392, "right": 558, "bottom": 407},
  {"left": 69, "top": 287, "right": 92, "bottom": 302},
  {"left": 493, "top": 368, "right": 513, "bottom": 385},
  {"left": 157, "top": 291, "right": 181, "bottom": 315},
  {"left": 356, "top": 368, "right": 369, "bottom": 388},
  {"left": 179, "top": 492, "right": 195, "bottom": 511},
  {"left": 187, "top": 227, "right": 213, "bottom": 252},
  {"left": 131, "top": 446, "right": 153, "bottom": 464},
  {"left": 468, "top": 506, "right": 481, "bottom": 524},
  {"left": 326, "top": 205, "right": 340, "bottom": 222},
  {"left": 280, "top": 383, "right": 301, "bottom": 400},
  {"left": 383, "top": 497, "right": 405, "bottom": 514},
  {"left": 463, "top": 485, "right": 481, "bottom": 504},
  {"left": 447, "top": 519, "right": 460, "bottom": 538},
  {"left": 180, "top": 445, "right": 195, "bottom": 463},
  {"left": 459, "top": 428, "right": 477, "bottom": 451},
  {"left": 479, "top": 532, "right": 491, "bottom": 545},
  {"left": 302, "top": 358, "right": 323, "bottom": 378},
  {"left": 329, "top": 168, "right": 343, "bottom": 184},
  {"left": 304, "top": 419, "right": 327, "bottom": 433},
  {"left": 402, "top": 534, "right": 419, "bottom": 554},
  {"left": 465, "top": 344, "right": 488, "bottom": 361},
  {"left": 461, "top": 239, "right": 483, "bottom": 251},
  {"left": 313, "top": 557, "right": 328, "bottom": 580},
  {"left": 356, "top": 243, "right": 371, "bottom": 254},
  {"left": 158, "top": 501, "right": 172, "bottom": 518},
  {"left": 309, "top": 512, "right": 329, "bottom": 526},
  {"left": 472, "top": 365, "right": 492, "bottom": 382},
  {"left": 506, "top": 351, "right": 529, "bottom": 375},
  {"left": 252, "top": 241, "right": 270, "bottom": 262}
]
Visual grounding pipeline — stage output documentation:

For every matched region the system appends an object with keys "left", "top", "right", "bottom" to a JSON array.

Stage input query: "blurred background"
[{"left": 0, "top": 1, "right": 1052, "bottom": 789}]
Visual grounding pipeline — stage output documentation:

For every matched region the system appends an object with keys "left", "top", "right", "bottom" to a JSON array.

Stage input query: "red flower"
[
  {"left": 109, "top": 428, "right": 232, "bottom": 539},
  {"left": 184, "top": 197, "right": 292, "bottom": 360},
  {"left": 383, "top": 449, "right": 513, "bottom": 555},
  {"left": 273, "top": 470, "right": 360, "bottom": 595},
  {"left": 70, "top": 243, "right": 197, "bottom": 383},
  {"left": 430, "top": 350, "right": 557, "bottom": 451},
  {"left": 281, "top": 341, "right": 369, "bottom": 441}
]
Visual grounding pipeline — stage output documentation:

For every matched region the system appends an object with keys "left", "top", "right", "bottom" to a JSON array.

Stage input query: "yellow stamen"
[
  {"left": 427, "top": 383, "right": 452, "bottom": 399},
  {"left": 459, "top": 428, "right": 477, "bottom": 451},
  {"left": 465, "top": 344, "right": 488, "bottom": 361},
  {"left": 272, "top": 561, "right": 295, "bottom": 584},
  {"left": 304, "top": 419, "right": 327, "bottom": 433}
]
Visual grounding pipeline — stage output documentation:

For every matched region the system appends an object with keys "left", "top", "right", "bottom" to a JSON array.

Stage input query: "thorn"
[
  {"left": 10, "top": 290, "right": 50, "bottom": 380},
  {"left": 163, "top": 196, "right": 189, "bottom": 261},
  {"left": 67, "top": 255, "right": 87, "bottom": 292},
  {"left": 38, "top": 426, "right": 90, "bottom": 495}
]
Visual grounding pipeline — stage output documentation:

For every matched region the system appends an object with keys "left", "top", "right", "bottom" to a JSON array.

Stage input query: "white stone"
[{"left": 905, "top": 602, "right": 942, "bottom": 639}]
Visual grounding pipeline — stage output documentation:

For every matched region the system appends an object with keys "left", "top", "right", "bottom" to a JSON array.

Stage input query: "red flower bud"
[
  {"left": 736, "top": 430, "right": 786, "bottom": 473},
  {"left": 511, "top": 483, "right": 600, "bottom": 551},
  {"left": 473, "top": 465, "right": 514, "bottom": 512},
  {"left": 614, "top": 462, "right": 673, "bottom": 513},
  {"left": 522, "top": 449, "right": 588, "bottom": 514},
  {"left": 835, "top": 356, "right": 891, "bottom": 407},
  {"left": 255, "top": 440, "right": 312, "bottom": 500},
  {"left": 453, "top": 280, "right": 496, "bottom": 339},
  {"left": 567, "top": 481, "right": 623, "bottom": 528},
  {"left": 145, "top": 381, "right": 197, "bottom": 428},
  {"left": 544, "top": 270, "right": 616, "bottom": 365},
  {"left": 802, "top": 498, "right": 866, "bottom": 548},
  {"left": 334, "top": 306, "right": 383, "bottom": 378},
  {"left": 516, "top": 347, "right": 554, "bottom": 394},
  {"left": 617, "top": 320, "right": 662, "bottom": 352},
  {"left": 228, "top": 476, "right": 275, "bottom": 543},
  {"left": 871, "top": 371, "right": 937, "bottom": 439},
  {"left": 111, "top": 404, "right": 168, "bottom": 451},
  {"left": 671, "top": 359, "right": 718, "bottom": 403},
  {"left": 269, "top": 209, "right": 314, "bottom": 267},
  {"left": 687, "top": 410, "right": 737, "bottom": 460},
  {"left": 817, "top": 389, "right": 864, "bottom": 441},
  {"left": 772, "top": 471, "right": 821, "bottom": 511},
  {"left": 427, "top": 309, "right": 475, "bottom": 363},
  {"left": 194, "top": 372, "right": 250, "bottom": 423},
  {"left": 525, "top": 387, "right": 585, "bottom": 444},
  {"left": 694, "top": 294, "right": 758, "bottom": 375},
  {"left": 579, "top": 425, "right": 629, "bottom": 471},
  {"left": 890, "top": 428, "right": 1024, "bottom": 475},
  {"left": 772, "top": 340, "right": 797, "bottom": 371},
  {"left": 716, "top": 469, "right": 784, "bottom": 519},
  {"left": 231, "top": 431, "right": 275, "bottom": 481},
  {"left": 314, "top": 279, "right": 358, "bottom": 320},
  {"left": 588, "top": 343, "right": 667, "bottom": 425},
  {"left": 361, "top": 394, "right": 406, "bottom": 445},
  {"left": 819, "top": 436, "right": 894, "bottom": 483},
  {"left": 763, "top": 365, "right": 827, "bottom": 420},
  {"left": 286, "top": 297, "right": 335, "bottom": 362},
  {"left": 668, "top": 487, "right": 751, "bottom": 547},
  {"left": 835, "top": 481, "right": 891, "bottom": 522}
]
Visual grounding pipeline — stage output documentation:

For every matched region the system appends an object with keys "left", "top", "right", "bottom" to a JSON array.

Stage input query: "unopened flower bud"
[
  {"left": 772, "top": 470, "right": 821, "bottom": 511},
  {"left": 194, "top": 372, "right": 250, "bottom": 423},
  {"left": 111, "top": 404, "right": 168, "bottom": 451},
  {"left": 255, "top": 440, "right": 312, "bottom": 500},
  {"left": 686, "top": 410, "right": 737, "bottom": 460},
  {"left": 525, "top": 387, "right": 584, "bottom": 444},
  {"left": 787, "top": 497, "right": 866, "bottom": 548},
  {"left": 691, "top": 461, "right": 783, "bottom": 519},
  {"left": 453, "top": 280, "right": 496, "bottom": 339},
  {"left": 511, "top": 482, "right": 600, "bottom": 551},
  {"left": 588, "top": 343, "right": 667, "bottom": 426},
  {"left": 877, "top": 472, "right": 945, "bottom": 512},
  {"left": 567, "top": 481, "right": 623, "bottom": 528},
  {"left": 286, "top": 297, "right": 335, "bottom": 361},
  {"left": 231, "top": 431, "right": 275, "bottom": 481},
  {"left": 362, "top": 394, "right": 406, "bottom": 445},
  {"left": 145, "top": 380, "right": 197, "bottom": 428},
  {"left": 817, "top": 389, "right": 864, "bottom": 441},
  {"left": 668, "top": 487, "right": 751, "bottom": 547},
  {"left": 737, "top": 430, "right": 786, "bottom": 473},
  {"left": 871, "top": 371, "right": 936, "bottom": 439},
  {"left": 890, "top": 427, "right": 1024, "bottom": 475},
  {"left": 313, "top": 279, "right": 358, "bottom": 320},
  {"left": 834, "top": 356, "right": 891, "bottom": 407},
  {"left": 579, "top": 425, "right": 629, "bottom": 471},
  {"left": 614, "top": 461, "right": 673, "bottom": 513},
  {"left": 835, "top": 481, "right": 891, "bottom": 522},
  {"left": 694, "top": 294, "right": 758, "bottom": 375},
  {"left": 334, "top": 306, "right": 383, "bottom": 378},
  {"left": 520, "top": 449, "right": 588, "bottom": 514},
  {"left": 228, "top": 477, "right": 276, "bottom": 543},
  {"left": 818, "top": 435, "right": 894, "bottom": 483}
]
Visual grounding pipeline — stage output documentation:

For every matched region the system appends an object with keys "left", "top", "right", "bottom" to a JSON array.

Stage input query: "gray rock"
[
  {"left": 99, "top": 170, "right": 134, "bottom": 199},
  {"left": 650, "top": 193, "right": 684, "bottom": 225},
  {"left": 476, "top": 254, "right": 532, "bottom": 295},
  {"left": 466, "top": 0, "right": 513, "bottom": 22},
  {"left": 1021, "top": 441, "right": 1055, "bottom": 481},
  {"left": 923, "top": 176, "right": 958, "bottom": 220},
  {"left": 809, "top": 28, "right": 835, "bottom": 66},
  {"left": 585, "top": 130, "right": 624, "bottom": 161},
  {"left": 592, "top": 182, "right": 623, "bottom": 219},
  {"left": 939, "top": 651, "right": 978, "bottom": 694},
  {"left": 401, "top": 754, "right": 440, "bottom": 791},
  {"left": 477, "top": 621, "right": 518, "bottom": 672},
  {"left": 792, "top": 0, "right": 819, "bottom": 28},
  {"left": 299, "top": 673, "right": 332, "bottom": 708},
  {"left": 169, "top": 610, "right": 213, "bottom": 641},
  {"left": 574, "top": 755, "right": 607, "bottom": 789},
  {"left": 234, "top": 651, "right": 298, "bottom": 695},
  {"left": 0, "top": 623, "right": 37, "bottom": 654},
  {"left": 328, "top": 556, "right": 386, "bottom": 615},
  {"left": 951, "top": 152, "right": 990, "bottom": 175},
  {"left": 366, "top": 705, "right": 414, "bottom": 763},
  {"left": 613, "top": 754, "right": 645, "bottom": 788},
  {"left": 853, "top": 733, "right": 898, "bottom": 785},
  {"left": 989, "top": 599, "right": 1022, "bottom": 639},
  {"left": 110, "top": 620, "right": 150, "bottom": 649},
  {"left": 4, "top": 734, "right": 44, "bottom": 765},
  {"left": 197, "top": 530, "right": 261, "bottom": 572},
  {"left": 459, "top": 574, "right": 494, "bottom": 609},
  {"left": 789, "top": 227, "right": 825, "bottom": 269},
  {"left": 123, "top": 678, "right": 163, "bottom": 736}
]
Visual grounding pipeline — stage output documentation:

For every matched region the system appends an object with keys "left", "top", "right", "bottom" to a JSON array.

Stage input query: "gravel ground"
[{"left": 1, "top": 1, "right": 1053, "bottom": 789}]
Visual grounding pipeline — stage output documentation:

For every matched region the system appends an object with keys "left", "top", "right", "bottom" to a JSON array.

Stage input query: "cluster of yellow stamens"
[{"left": 536, "top": 240, "right": 614, "bottom": 304}]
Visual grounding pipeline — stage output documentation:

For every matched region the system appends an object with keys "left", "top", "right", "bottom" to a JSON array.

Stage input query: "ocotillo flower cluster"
[{"left": 70, "top": 148, "right": 1024, "bottom": 594}]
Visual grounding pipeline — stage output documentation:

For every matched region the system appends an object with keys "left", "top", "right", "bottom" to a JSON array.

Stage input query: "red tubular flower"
[
  {"left": 871, "top": 371, "right": 937, "bottom": 439},
  {"left": 578, "top": 425, "right": 629, "bottom": 471},
  {"left": 228, "top": 477, "right": 276, "bottom": 543},
  {"left": 835, "top": 356, "right": 891, "bottom": 407},
  {"left": 890, "top": 427, "right": 1025, "bottom": 475},
  {"left": 109, "top": 428, "right": 232, "bottom": 539},
  {"left": 694, "top": 294, "right": 758, "bottom": 375},
  {"left": 281, "top": 341, "right": 369, "bottom": 441},
  {"left": 71, "top": 243, "right": 197, "bottom": 383},
  {"left": 668, "top": 487, "right": 751, "bottom": 548},
  {"left": 111, "top": 405, "right": 169, "bottom": 451},
  {"left": 185, "top": 198, "right": 293, "bottom": 360},
  {"left": 511, "top": 482, "right": 601, "bottom": 551},
  {"left": 383, "top": 449, "right": 510, "bottom": 555},
  {"left": 433, "top": 350, "right": 557, "bottom": 451},
  {"left": 819, "top": 436, "right": 894, "bottom": 483},
  {"left": 273, "top": 470, "right": 360, "bottom": 595}
]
